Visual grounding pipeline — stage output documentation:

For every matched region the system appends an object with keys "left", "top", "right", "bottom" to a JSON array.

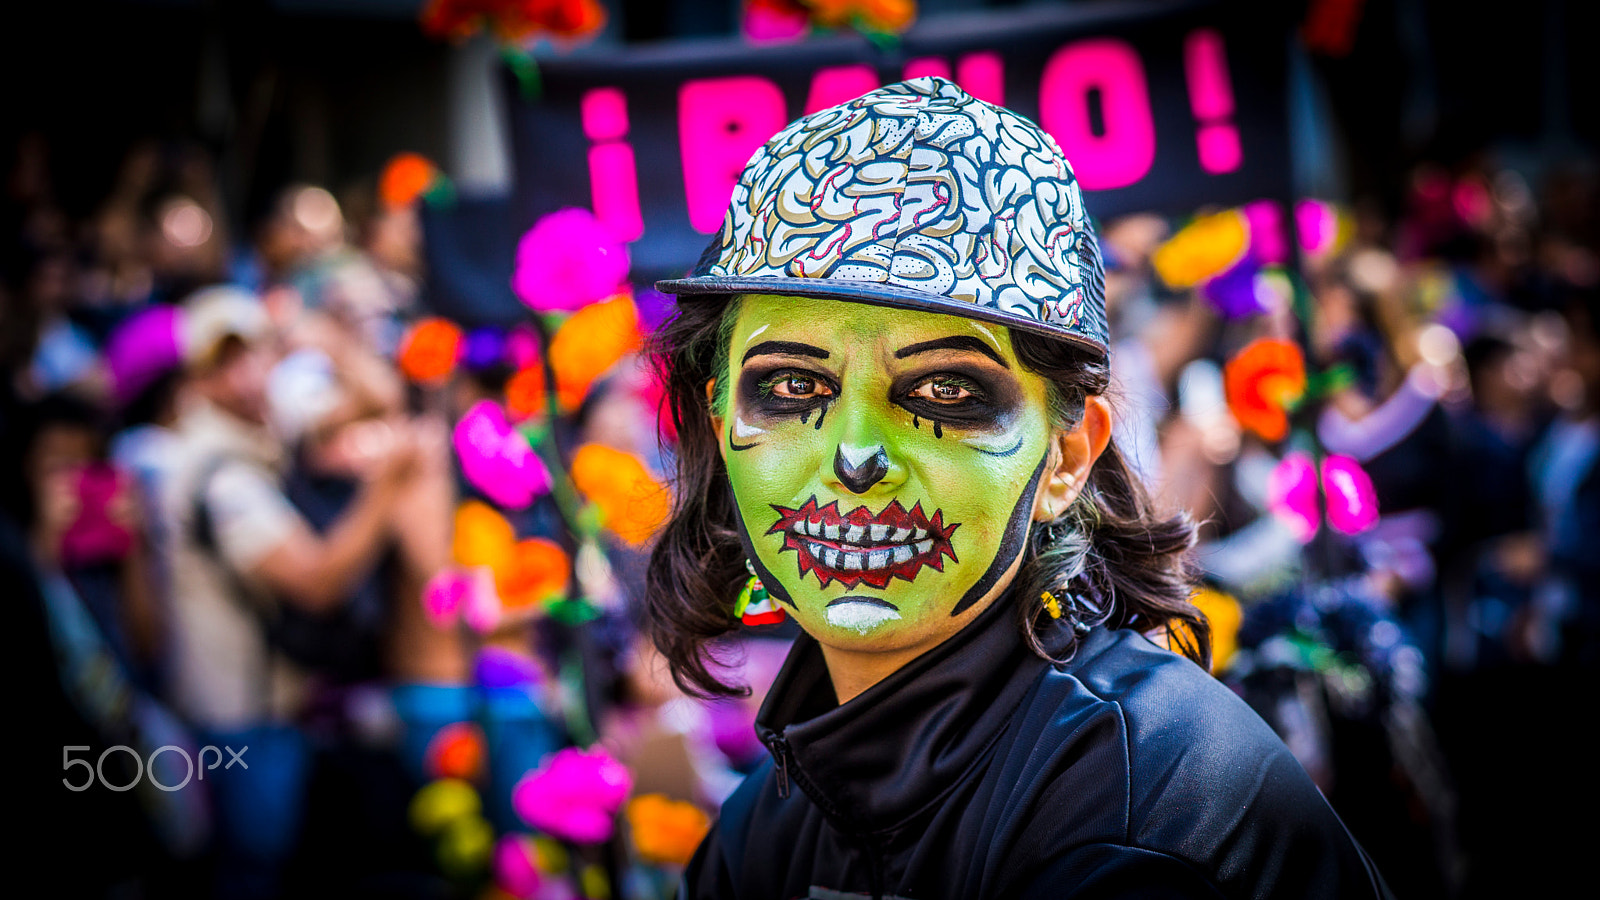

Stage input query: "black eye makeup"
[
  {"left": 739, "top": 365, "right": 839, "bottom": 422},
  {"left": 893, "top": 366, "right": 1020, "bottom": 431}
]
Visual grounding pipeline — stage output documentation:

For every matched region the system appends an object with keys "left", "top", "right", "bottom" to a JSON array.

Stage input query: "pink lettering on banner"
[
  {"left": 1183, "top": 28, "right": 1243, "bottom": 175},
  {"left": 1039, "top": 39, "right": 1155, "bottom": 191},
  {"left": 956, "top": 52, "right": 1004, "bottom": 106},
  {"left": 679, "top": 76, "right": 789, "bottom": 235},
  {"left": 903, "top": 57, "right": 952, "bottom": 81},
  {"left": 805, "top": 64, "right": 880, "bottom": 114},
  {"left": 582, "top": 87, "right": 643, "bottom": 241}
]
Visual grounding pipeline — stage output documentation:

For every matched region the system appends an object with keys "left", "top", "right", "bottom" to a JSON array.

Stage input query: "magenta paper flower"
[
  {"left": 493, "top": 834, "right": 542, "bottom": 899},
  {"left": 512, "top": 207, "right": 630, "bottom": 313},
  {"left": 511, "top": 746, "right": 633, "bottom": 844},
  {"left": 453, "top": 400, "right": 552, "bottom": 510},
  {"left": 1267, "top": 451, "right": 1321, "bottom": 543},
  {"left": 1267, "top": 451, "right": 1380, "bottom": 543},
  {"left": 1321, "top": 454, "right": 1380, "bottom": 535}
]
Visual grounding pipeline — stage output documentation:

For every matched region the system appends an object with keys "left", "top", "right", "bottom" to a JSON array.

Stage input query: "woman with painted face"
[{"left": 646, "top": 79, "right": 1392, "bottom": 899}]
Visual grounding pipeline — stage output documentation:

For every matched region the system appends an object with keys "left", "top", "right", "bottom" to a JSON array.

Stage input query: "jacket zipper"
[
  {"left": 764, "top": 732, "right": 887, "bottom": 898},
  {"left": 763, "top": 732, "right": 792, "bottom": 799}
]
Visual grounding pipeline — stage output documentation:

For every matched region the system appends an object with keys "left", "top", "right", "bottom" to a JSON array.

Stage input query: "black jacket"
[{"left": 682, "top": 596, "right": 1394, "bottom": 899}]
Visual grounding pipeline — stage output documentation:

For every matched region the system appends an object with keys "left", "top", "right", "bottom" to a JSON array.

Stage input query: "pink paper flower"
[
  {"left": 421, "top": 569, "right": 469, "bottom": 625},
  {"left": 1267, "top": 451, "right": 1381, "bottom": 543},
  {"left": 511, "top": 746, "right": 633, "bottom": 844},
  {"left": 453, "top": 400, "right": 552, "bottom": 510},
  {"left": 423, "top": 566, "right": 503, "bottom": 633},
  {"left": 512, "top": 207, "right": 630, "bottom": 313},
  {"left": 1321, "top": 454, "right": 1380, "bottom": 535},
  {"left": 461, "top": 567, "right": 503, "bottom": 634}
]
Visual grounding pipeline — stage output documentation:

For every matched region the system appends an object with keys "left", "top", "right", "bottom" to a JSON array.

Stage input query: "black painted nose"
[{"left": 834, "top": 445, "right": 890, "bottom": 494}]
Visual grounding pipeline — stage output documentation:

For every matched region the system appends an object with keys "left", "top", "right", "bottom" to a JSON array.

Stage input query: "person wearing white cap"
[{"left": 644, "top": 78, "right": 1393, "bottom": 898}]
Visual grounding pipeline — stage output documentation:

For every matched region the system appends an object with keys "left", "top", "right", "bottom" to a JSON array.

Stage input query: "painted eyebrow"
[
  {"left": 741, "top": 340, "right": 831, "bottom": 365},
  {"left": 893, "top": 335, "right": 1009, "bottom": 369}
]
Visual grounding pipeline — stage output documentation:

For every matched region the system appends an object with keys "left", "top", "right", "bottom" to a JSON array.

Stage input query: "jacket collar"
[{"left": 754, "top": 592, "right": 1051, "bottom": 836}]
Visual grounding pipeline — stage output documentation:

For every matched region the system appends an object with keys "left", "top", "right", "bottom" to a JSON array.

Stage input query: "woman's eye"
[
  {"left": 910, "top": 377, "right": 975, "bottom": 403},
  {"left": 757, "top": 370, "right": 834, "bottom": 401},
  {"left": 774, "top": 375, "right": 823, "bottom": 397}
]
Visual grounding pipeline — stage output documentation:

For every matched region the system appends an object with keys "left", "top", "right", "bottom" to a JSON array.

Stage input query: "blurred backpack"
[{"left": 189, "top": 453, "right": 387, "bottom": 685}]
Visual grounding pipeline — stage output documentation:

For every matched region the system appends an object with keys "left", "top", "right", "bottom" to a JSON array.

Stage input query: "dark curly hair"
[{"left": 643, "top": 296, "right": 1209, "bottom": 698}]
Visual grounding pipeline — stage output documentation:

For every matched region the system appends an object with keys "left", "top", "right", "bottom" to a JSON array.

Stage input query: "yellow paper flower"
[
  {"left": 409, "top": 778, "right": 482, "bottom": 836},
  {"left": 625, "top": 793, "right": 712, "bottom": 866},
  {"left": 1151, "top": 208, "right": 1250, "bottom": 289},
  {"left": 452, "top": 500, "right": 515, "bottom": 570},
  {"left": 569, "top": 444, "right": 671, "bottom": 546},
  {"left": 1190, "top": 587, "right": 1243, "bottom": 674}
]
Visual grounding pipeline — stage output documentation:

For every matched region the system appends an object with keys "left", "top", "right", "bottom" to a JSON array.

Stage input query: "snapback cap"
[{"left": 657, "top": 76, "right": 1108, "bottom": 357}]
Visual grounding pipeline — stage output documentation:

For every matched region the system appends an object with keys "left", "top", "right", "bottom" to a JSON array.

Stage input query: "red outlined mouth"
[{"left": 767, "top": 497, "right": 960, "bottom": 590}]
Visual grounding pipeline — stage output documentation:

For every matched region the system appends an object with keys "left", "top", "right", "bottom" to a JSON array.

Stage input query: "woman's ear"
[
  {"left": 706, "top": 378, "right": 727, "bottom": 462},
  {"left": 1033, "top": 394, "right": 1113, "bottom": 521}
]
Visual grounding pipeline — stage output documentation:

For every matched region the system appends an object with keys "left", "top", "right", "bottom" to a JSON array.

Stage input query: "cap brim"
[{"left": 655, "top": 275, "right": 1108, "bottom": 358}]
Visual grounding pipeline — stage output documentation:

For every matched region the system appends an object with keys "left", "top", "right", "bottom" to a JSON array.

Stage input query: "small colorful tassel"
[
  {"left": 736, "top": 562, "right": 786, "bottom": 626},
  {"left": 1040, "top": 590, "right": 1063, "bottom": 620}
]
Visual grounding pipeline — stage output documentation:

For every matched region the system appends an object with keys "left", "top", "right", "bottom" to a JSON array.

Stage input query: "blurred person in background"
[{"left": 157, "top": 284, "right": 429, "bottom": 898}]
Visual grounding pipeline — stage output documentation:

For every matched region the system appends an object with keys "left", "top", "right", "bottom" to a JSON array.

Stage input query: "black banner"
[
  {"left": 423, "top": 1, "right": 1295, "bottom": 323},
  {"left": 504, "top": 0, "right": 1293, "bottom": 285}
]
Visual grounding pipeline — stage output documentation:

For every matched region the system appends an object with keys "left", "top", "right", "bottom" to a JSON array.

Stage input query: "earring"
[
  {"left": 736, "top": 559, "right": 786, "bottom": 626},
  {"left": 1040, "top": 590, "right": 1063, "bottom": 620}
]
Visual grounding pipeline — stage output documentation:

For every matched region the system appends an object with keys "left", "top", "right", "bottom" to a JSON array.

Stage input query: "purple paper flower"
[
  {"left": 453, "top": 400, "right": 552, "bottom": 510},
  {"left": 463, "top": 326, "right": 508, "bottom": 371},
  {"left": 512, "top": 207, "right": 630, "bottom": 314},
  {"left": 475, "top": 646, "right": 544, "bottom": 691},
  {"left": 511, "top": 746, "right": 633, "bottom": 844},
  {"left": 106, "top": 305, "right": 183, "bottom": 406}
]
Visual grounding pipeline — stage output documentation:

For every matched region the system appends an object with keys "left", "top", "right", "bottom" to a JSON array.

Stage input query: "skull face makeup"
[{"left": 715, "top": 293, "right": 1057, "bottom": 654}]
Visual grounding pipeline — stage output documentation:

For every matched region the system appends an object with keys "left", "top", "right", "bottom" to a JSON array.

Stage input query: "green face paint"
[{"left": 719, "top": 294, "right": 1056, "bottom": 648}]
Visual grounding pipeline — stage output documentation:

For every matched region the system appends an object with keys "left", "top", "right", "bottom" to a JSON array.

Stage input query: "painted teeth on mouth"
[
  {"left": 869, "top": 524, "right": 888, "bottom": 541},
  {"left": 824, "top": 523, "right": 840, "bottom": 539},
  {"left": 913, "top": 527, "right": 928, "bottom": 541},
  {"left": 845, "top": 524, "right": 865, "bottom": 543},
  {"left": 805, "top": 538, "right": 934, "bottom": 571},
  {"left": 891, "top": 527, "right": 911, "bottom": 542}
]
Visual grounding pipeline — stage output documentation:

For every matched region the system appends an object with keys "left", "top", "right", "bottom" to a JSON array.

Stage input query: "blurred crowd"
[{"left": 4, "top": 126, "right": 1598, "bottom": 900}]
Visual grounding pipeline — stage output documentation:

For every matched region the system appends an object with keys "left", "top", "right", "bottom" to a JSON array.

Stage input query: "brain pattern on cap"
[{"left": 708, "top": 77, "right": 1098, "bottom": 339}]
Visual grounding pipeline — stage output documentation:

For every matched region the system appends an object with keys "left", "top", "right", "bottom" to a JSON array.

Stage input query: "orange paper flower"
[
  {"left": 380, "top": 153, "right": 440, "bottom": 210},
  {"left": 425, "top": 722, "right": 487, "bottom": 782},
  {"left": 549, "top": 292, "right": 642, "bottom": 411},
  {"left": 421, "top": 0, "right": 606, "bottom": 43},
  {"left": 399, "top": 317, "right": 463, "bottom": 384},
  {"left": 453, "top": 500, "right": 516, "bottom": 570},
  {"left": 625, "top": 794, "right": 711, "bottom": 866},
  {"left": 569, "top": 444, "right": 670, "bottom": 546},
  {"left": 505, "top": 364, "right": 548, "bottom": 421},
  {"left": 495, "top": 537, "right": 570, "bottom": 611},
  {"left": 802, "top": 0, "right": 915, "bottom": 32},
  {"left": 1224, "top": 338, "right": 1306, "bottom": 443}
]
